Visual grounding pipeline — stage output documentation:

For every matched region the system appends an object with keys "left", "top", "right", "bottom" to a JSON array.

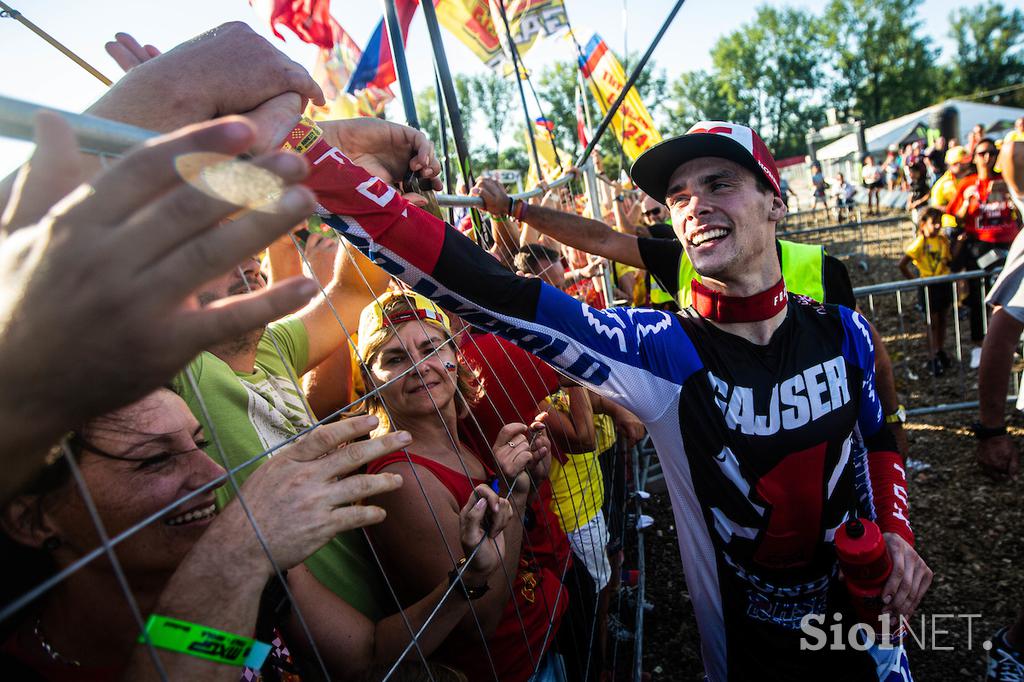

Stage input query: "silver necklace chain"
[{"left": 33, "top": 618, "right": 81, "bottom": 668}]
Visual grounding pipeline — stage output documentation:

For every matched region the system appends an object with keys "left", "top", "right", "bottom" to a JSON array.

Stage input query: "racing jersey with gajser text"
[{"left": 292, "top": 129, "right": 913, "bottom": 682}]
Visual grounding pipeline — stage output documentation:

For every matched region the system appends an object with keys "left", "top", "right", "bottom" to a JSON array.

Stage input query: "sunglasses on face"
[
  {"left": 976, "top": 149, "right": 995, "bottom": 157},
  {"left": 642, "top": 208, "right": 663, "bottom": 218}
]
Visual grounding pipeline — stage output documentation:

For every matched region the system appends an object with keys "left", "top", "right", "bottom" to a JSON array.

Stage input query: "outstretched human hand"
[
  {"left": 213, "top": 415, "right": 409, "bottom": 573},
  {"left": 319, "top": 118, "right": 443, "bottom": 204},
  {"left": 0, "top": 112, "right": 318, "bottom": 500},
  {"left": 89, "top": 22, "right": 323, "bottom": 151}
]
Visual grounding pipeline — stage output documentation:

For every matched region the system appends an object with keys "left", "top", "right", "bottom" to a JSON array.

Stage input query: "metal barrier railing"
[{"left": 853, "top": 268, "right": 1015, "bottom": 416}]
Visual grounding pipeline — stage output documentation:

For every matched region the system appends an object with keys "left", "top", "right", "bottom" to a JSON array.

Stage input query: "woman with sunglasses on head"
[
  {"left": 1, "top": 388, "right": 512, "bottom": 682},
  {"left": 352, "top": 290, "right": 568, "bottom": 682}
]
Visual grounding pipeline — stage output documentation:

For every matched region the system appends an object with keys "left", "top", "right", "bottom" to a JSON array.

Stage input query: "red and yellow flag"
[
  {"left": 433, "top": 0, "right": 568, "bottom": 70},
  {"left": 578, "top": 32, "right": 661, "bottom": 161}
]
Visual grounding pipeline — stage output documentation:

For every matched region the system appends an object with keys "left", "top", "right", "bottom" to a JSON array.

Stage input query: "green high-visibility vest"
[{"left": 676, "top": 239, "right": 826, "bottom": 308}]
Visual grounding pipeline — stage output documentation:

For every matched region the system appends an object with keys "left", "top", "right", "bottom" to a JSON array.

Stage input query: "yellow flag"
[
  {"left": 525, "top": 119, "right": 569, "bottom": 186},
  {"left": 433, "top": 0, "right": 568, "bottom": 69},
  {"left": 578, "top": 33, "right": 661, "bottom": 161}
]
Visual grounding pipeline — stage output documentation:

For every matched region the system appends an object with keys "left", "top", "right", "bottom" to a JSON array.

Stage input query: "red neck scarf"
[{"left": 691, "top": 278, "right": 788, "bottom": 323}]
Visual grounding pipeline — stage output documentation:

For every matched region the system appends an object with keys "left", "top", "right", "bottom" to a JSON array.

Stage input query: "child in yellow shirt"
[{"left": 899, "top": 207, "right": 953, "bottom": 376}]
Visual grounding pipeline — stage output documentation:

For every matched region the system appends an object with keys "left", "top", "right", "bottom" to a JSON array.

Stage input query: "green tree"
[
  {"left": 536, "top": 60, "right": 583, "bottom": 158},
  {"left": 664, "top": 70, "right": 737, "bottom": 136},
  {"left": 469, "top": 72, "right": 514, "bottom": 159},
  {"left": 943, "top": 1, "right": 1024, "bottom": 106},
  {"left": 697, "top": 6, "right": 826, "bottom": 157},
  {"left": 821, "top": 0, "right": 939, "bottom": 125}
]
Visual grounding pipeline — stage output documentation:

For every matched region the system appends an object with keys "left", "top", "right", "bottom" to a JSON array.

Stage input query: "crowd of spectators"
[{"left": 0, "top": 19, "right": 1022, "bottom": 682}]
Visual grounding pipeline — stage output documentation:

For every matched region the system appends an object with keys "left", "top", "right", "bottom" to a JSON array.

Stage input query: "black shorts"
[
  {"left": 920, "top": 282, "right": 953, "bottom": 311},
  {"left": 863, "top": 179, "right": 884, "bottom": 190}
]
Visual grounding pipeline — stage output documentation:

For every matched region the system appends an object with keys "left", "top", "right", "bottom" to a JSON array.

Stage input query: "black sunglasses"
[
  {"left": 976, "top": 149, "right": 995, "bottom": 157},
  {"left": 642, "top": 207, "right": 663, "bottom": 217}
]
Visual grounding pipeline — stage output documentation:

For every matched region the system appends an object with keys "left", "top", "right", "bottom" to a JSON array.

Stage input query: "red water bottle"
[{"left": 835, "top": 518, "right": 901, "bottom": 641}]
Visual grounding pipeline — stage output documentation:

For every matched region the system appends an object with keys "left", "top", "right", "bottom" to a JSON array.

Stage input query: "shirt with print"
[
  {"left": 904, "top": 234, "right": 951, "bottom": 278},
  {"left": 946, "top": 173, "right": 1023, "bottom": 244},
  {"left": 174, "top": 318, "right": 387, "bottom": 619}
]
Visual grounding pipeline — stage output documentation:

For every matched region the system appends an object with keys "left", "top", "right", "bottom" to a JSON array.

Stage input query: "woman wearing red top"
[
  {"left": 947, "top": 137, "right": 1024, "bottom": 356},
  {"left": 357, "top": 290, "right": 569, "bottom": 681}
]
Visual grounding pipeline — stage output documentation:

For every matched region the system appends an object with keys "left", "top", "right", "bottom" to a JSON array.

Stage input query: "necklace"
[{"left": 33, "top": 617, "right": 81, "bottom": 667}]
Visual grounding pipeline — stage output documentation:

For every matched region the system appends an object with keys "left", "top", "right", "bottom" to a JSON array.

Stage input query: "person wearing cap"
[
  {"left": 291, "top": 116, "right": 930, "bottom": 681},
  {"left": 930, "top": 145, "right": 971, "bottom": 212},
  {"left": 351, "top": 290, "right": 568, "bottom": 682}
]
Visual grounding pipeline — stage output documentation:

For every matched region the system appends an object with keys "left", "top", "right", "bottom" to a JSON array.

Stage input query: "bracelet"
[
  {"left": 971, "top": 422, "right": 1007, "bottom": 440},
  {"left": 448, "top": 557, "right": 490, "bottom": 601},
  {"left": 139, "top": 614, "right": 271, "bottom": 669}
]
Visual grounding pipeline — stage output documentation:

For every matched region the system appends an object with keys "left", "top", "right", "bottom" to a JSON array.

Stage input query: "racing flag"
[
  {"left": 252, "top": 0, "right": 339, "bottom": 49},
  {"left": 433, "top": 0, "right": 568, "bottom": 70},
  {"left": 578, "top": 32, "right": 661, "bottom": 161}
]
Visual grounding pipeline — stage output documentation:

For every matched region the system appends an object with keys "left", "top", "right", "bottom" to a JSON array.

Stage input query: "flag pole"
[
  {"left": 494, "top": 0, "right": 543, "bottom": 182},
  {"left": 419, "top": 0, "right": 474, "bottom": 187},
  {"left": 419, "top": 0, "right": 488, "bottom": 243},
  {"left": 574, "top": 0, "right": 685, "bottom": 168},
  {"left": 381, "top": 0, "right": 419, "bottom": 128},
  {"left": 434, "top": 68, "right": 455, "bottom": 222},
  {"left": 0, "top": 1, "right": 112, "bottom": 86}
]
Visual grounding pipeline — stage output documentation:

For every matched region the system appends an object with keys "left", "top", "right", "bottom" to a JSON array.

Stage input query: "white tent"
[{"left": 815, "top": 99, "right": 1024, "bottom": 162}]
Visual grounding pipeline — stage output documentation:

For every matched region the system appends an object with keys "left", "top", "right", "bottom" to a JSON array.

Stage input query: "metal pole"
[
  {"left": 574, "top": 0, "right": 686, "bottom": 168},
  {"left": 419, "top": 0, "right": 474, "bottom": 187},
  {"left": 381, "top": 0, "right": 419, "bottom": 129},
  {"left": 494, "top": 0, "right": 543, "bottom": 179},
  {"left": 434, "top": 68, "right": 455, "bottom": 222},
  {"left": 0, "top": 2, "right": 112, "bottom": 86}
]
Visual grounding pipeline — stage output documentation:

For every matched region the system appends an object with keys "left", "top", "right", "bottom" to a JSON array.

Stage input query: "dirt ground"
[{"left": 629, "top": 213, "right": 1024, "bottom": 681}]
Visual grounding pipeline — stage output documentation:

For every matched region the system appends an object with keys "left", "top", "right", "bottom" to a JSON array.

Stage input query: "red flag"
[{"left": 256, "top": 0, "right": 338, "bottom": 49}]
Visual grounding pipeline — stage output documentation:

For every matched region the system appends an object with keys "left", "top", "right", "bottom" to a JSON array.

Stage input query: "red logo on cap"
[{"left": 689, "top": 126, "right": 734, "bottom": 136}]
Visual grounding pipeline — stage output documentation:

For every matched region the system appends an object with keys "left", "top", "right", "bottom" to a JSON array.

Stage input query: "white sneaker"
[{"left": 971, "top": 346, "right": 983, "bottom": 369}]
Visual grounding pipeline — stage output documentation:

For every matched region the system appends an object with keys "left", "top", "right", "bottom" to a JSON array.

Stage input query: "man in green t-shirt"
[{"left": 174, "top": 252, "right": 391, "bottom": 617}]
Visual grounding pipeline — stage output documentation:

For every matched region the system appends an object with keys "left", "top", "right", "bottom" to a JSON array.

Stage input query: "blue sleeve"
[{"left": 838, "top": 306, "right": 884, "bottom": 437}]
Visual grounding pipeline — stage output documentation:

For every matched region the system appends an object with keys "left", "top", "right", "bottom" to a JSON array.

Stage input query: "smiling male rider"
[{"left": 289, "top": 117, "right": 932, "bottom": 681}]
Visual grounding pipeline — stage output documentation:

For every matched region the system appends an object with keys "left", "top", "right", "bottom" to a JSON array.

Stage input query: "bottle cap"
[{"left": 835, "top": 517, "right": 891, "bottom": 585}]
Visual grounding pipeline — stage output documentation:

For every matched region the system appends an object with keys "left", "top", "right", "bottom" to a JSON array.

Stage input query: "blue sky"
[{"left": 0, "top": 0, "right": 966, "bottom": 172}]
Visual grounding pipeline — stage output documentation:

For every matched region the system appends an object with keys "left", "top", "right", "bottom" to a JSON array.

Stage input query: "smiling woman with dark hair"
[{"left": 0, "top": 388, "right": 511, "bottom": 682}]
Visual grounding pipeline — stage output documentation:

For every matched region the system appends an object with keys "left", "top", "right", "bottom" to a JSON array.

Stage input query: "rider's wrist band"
[{"left": 139, "top": 614, "right": 271, "bottom": 669}]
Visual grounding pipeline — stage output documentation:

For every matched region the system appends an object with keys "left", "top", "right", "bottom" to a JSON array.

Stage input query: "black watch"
[
  {"left": 448, "top": 557, "right": 490, "bottom": 600},
  {"left": 971, "top": 422, "right": 1007, "bottom": 440}
]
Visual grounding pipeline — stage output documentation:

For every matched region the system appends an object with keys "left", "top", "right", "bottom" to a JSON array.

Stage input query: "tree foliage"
[
  {"left": 821, "top": 0, "right": 938, "bottom": 125},
  {"left": 943, "top": 1, "right": 1024, "bottom": 106}
]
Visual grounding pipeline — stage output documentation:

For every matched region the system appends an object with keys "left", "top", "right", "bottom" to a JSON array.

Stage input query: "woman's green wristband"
[{"left": 138, "top": 614, "right": 271, "bottom": 669}]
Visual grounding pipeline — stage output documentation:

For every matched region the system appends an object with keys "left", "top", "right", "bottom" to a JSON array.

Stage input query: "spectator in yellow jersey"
[{"left": 900, "top": 207, "right": 953, "bottom": 377}]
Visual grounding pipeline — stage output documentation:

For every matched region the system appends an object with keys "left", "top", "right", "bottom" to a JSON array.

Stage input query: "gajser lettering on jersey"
[{"left": 707, "top": 356, "right": 850, "bottom": 435}]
